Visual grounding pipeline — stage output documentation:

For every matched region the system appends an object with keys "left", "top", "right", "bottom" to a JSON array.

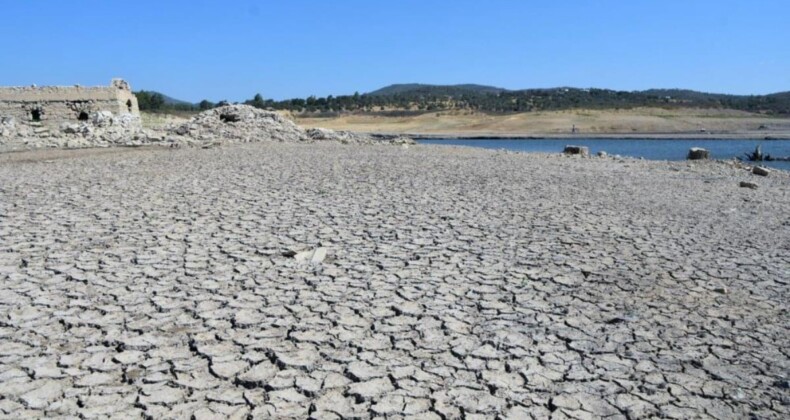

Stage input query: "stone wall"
[{"left": 0, "top": 79, "right": 139, "bottom": 129}]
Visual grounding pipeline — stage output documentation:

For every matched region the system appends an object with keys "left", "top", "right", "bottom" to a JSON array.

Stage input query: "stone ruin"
[
  {"left": 0, "top": 78, "right": 139, "bottom": 121},
  {"left": 0, "top": 79, "right": 144, "bottom": 149},
  {"left": 0, "top": 80, "right": 414, "bottom": 150}
]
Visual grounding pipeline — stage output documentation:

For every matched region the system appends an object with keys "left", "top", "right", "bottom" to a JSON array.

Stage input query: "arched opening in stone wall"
[
  {"left": 31, "top": 109, "right": 41, "bottom": 122},
  {"left": 126, "top": 100, "right": 132, "bottom": 112},
  {"left": 78, "top": 111, "right": 89, "bottom": 121}
]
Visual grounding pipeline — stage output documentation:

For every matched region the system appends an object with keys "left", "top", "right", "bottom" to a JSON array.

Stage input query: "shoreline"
[
  {"left": 295, "top": 107, "right": 790, "bottom": 141},
  {"left": 2, "top": 140, "right": 788, "bottom": 172},
  {"left": 398, "top": 132, "right": 790, "bottom": 140}
]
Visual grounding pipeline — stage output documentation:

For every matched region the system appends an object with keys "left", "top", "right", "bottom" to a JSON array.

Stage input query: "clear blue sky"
[{"left": 2, "top": 1, "right": 788, "bottom": 102}]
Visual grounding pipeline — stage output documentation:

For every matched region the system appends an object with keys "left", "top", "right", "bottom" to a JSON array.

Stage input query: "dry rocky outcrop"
[
  {"left": 306, "top": 127, "right": 414, "bottom": 145},
  {"left": 0, "top": 112, "right": 147, "bottom": 150},
  {"left": 563, "top": 145, "right": 590, "bottom": 157},
  {"left": 165, "top": 105, "right": 310, "bottom": 145},
  {"left": 163, "top": 106, "right": 414, "bottom": 147},
  {"left": 1, "top": 104, "right": 414, "bottom": 151}
]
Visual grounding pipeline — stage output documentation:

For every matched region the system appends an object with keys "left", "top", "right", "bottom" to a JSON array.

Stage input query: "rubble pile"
[
  {"left": 0, "top": 112, "right": 147, "bottom": 150},
  {"left": 1, "top": 104, "right": 414, "bottom": 151},
  {"left": 165, "top": 105, "right": 310, "bottom": 145},
  {"left": 305, "top": 127, "right": 414, "bottom": 145},
  {"left": 166, "top": 106, "right": 415, "bottom": 147}
]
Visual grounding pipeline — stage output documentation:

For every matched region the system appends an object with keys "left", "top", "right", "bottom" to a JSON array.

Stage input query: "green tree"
[
  {"left": 248, "top": 93, "right": 266, "bottom": 108},
  {"left": 199, "top": 100, "right": 215, "bottom": 110},
  {"left": 135, "top": 91, "right": 166, "bottom": 111}
]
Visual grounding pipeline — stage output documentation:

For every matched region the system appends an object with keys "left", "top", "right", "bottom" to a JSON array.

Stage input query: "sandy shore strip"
[
  {"left": 0, "top": 143, "right": 788, "bottom": 418},
  {"left": 408, "top": 131, "right": 790, "bottom": 140},
  {"left": 295, "top": 107, "right": 790, "bottom": 140}
]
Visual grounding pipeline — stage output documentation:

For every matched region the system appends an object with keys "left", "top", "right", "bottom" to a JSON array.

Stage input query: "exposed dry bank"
[
  {"left": 296, "top": 107, "right": 790, "bottom": 138},
  {"left": 0, "top": 143, "right": 788, "bottom": 418}
]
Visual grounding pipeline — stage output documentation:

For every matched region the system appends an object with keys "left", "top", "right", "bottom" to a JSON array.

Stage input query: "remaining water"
[{"left": 418, "top": 138, "right": 790, "bottom": 171}]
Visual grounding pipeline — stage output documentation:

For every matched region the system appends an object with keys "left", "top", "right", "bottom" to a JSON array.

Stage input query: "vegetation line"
[{"left": 134, "top": 85, "right": 790, "bottom": 116}]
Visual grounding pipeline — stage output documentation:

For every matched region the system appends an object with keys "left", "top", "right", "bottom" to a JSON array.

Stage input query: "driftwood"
[{"left": 743, "top": 145, "right": 773, "bottom": 161}]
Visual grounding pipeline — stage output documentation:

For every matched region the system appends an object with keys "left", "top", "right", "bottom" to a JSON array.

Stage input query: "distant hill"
[
  {"left": 134, "top": 90, "right": 196, "bottom": 111},
  {"left": 135, "top": 90, "right": 193, "bottom": 106},
  {"left": 274, "top": 84, "right": 788, "bottom": 115},
  {"left": 137, "top": 84, "right": 790, "bottom": 115},
  {"left": 767, "top": 91, "right": 790, "bottom": 100},
  {"left": 368, "top": 83, "right": 507, "bottom": 96},
  {"left": 640, "top": 89, "right": 750, "bottom": 103},
  {"left": 160, "top": 93, "right": 193, "bottom": 106}
]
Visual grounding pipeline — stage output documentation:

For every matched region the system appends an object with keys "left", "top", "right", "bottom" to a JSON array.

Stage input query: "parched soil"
[{"left": 0, "top": 143, "right": 788, "bottom": 418}]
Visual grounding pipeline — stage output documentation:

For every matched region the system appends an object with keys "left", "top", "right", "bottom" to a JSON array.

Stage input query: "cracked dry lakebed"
[{"left": 0, "top": 142, "right": 788, "bottom": 419}]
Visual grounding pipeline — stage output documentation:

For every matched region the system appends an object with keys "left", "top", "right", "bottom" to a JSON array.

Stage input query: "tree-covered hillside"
[
  {"left": 368, "top": 84, "right": 508, "bottom": 96},
  {"left": 262, "top": 85, "right": 790, "bottom": 115},
  {"left": 135, "top": 85, "right": 790, "bottom": 115},
  {"left": 134, "top": 91, "right": 198, "bottom": 112}
]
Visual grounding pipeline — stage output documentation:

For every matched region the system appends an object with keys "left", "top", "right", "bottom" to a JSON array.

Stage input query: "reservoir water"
[{"left": 418, "top": 138, "right": 790, "bottom": 171}]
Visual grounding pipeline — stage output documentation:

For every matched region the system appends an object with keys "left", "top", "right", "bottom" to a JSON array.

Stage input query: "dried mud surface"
[{"left": 0, "top": 143, "right": 788, "bottom": 418}]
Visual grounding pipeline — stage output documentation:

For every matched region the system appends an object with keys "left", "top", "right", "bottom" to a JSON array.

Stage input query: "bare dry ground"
[
  {"left": 296, "top": 108, "right": 790, "bottom": 138},
  {"left": 0, "top": 142, "right": 788, "bottom": 418}
]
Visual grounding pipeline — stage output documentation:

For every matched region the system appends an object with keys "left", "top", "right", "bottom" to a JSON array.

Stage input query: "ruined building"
[
  {"left": 0, "top": 79, "right": 144, "bottom": 150},
  {"left": 0, "top": 78, "right": 139, "bottom": 127}
]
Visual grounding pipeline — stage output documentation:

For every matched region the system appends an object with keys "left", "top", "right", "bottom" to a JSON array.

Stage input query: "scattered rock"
[
  {"left": 739, "top": 181, "right": 758, "bottom": 189},
  {"left": 306, "top": 127, "right": 414, "bottom": 145},
  {"left": 310, "top": 247, "right": 327, "bottom": 264},
  {"left": 166, "top": 105, "right": 309, "bottom": 144},
  {"left": 687, "top": 148, "right": 709, "bottom": 160},
  {"left": 60, "top": 123, "right": 80, "bottom": 134},
  {"left": 92, "top": 111, "right": 115, "bottom": 127},
  {"left": 1, "top": 116, "right": 15, "bottom": 127},
  {"left": 752, "top": 166, "right": 770, "bottom": 176},
  {"left": 563, "top": 145, "right": 590, "bottom": 157},
  {"left": 597, "top": 151, "right": 608, "bottom": 157},
  {"left": 293, "top": 247, "right": 327, "bottom": 264}
]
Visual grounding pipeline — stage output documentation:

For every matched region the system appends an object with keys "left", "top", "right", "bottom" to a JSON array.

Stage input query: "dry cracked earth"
[{"left": 0, "top": 143, "right": 788, "bottom": 419}]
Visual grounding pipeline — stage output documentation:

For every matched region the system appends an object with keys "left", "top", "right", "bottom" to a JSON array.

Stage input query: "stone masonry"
[{"left": 0, "top": 78, "right": 139, "bottom": 129}]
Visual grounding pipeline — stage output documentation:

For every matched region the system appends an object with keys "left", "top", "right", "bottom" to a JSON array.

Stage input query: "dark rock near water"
[
  {"left": 752, "top": 166, "right": 770, "bottom": 176},
  {"left": 687, "top": 147, "right": 709, "bottom": 160},
  {"left": 563, "top": 145, "right": 589, "bottom": 157}
]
